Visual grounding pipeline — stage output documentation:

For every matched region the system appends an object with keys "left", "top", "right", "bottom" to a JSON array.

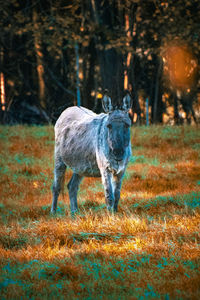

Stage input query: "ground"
[{"left": 0, "top": 125, "right": 200, "bottom": 299}]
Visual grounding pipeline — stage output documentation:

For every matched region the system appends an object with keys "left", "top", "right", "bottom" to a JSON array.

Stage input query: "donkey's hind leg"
[
  {"left": 67, "top": 173, "right": 82, "bottom": 214},
  {"left": 51, "top": 159, "right": 66, "bottom": 214}
]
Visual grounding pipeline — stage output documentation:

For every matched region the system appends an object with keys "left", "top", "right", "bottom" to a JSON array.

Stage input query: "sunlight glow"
[
  {"left": 0, "top": 72, "right": 6, "bottom": 111},
  {"left": 162, "top": 42, "right": 197, "bottom": 90}
]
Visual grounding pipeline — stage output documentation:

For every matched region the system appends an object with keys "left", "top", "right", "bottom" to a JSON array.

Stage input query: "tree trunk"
[
  {"left": 32, "top": 7, "right": 46, "bottom": 110},
  {"left": 173, "top": 92, "right": 180, "bottom": 125},
  {"left": 90, "top": 0, "right": 124, "bottom": 104},
  {"left": 75, "top": 43, "right": 81, "bottom": 107},
  {"left": 153, "top": 56, "right": 163, "bottom": 123},
  {"left": 82, "top": 39, "right": 96, "bottom": 109},
  {"left": 128, "top": 54, "right": 141, "bottom": 124},
  {"left": 0, "top": 47, "right": 6, "bottom": 112}
]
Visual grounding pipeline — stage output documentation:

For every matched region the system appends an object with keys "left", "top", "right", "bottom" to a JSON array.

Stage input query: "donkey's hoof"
[
  {"left": 107, "top": 206, "right": 115, "bottom": 214},
  {"left": 50, "top": 208, "right": 56, "bottom": 215}
]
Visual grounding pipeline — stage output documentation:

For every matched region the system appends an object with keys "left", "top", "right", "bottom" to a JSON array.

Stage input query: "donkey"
[{"left": 51, "top": 92, "right": 132, "bottom": 214}]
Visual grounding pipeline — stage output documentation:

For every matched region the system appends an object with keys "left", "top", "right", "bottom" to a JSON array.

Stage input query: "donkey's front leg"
[
  {"left": 112, "top": 173, "right": 124, "bottom": 212},
  {"left": 101, "top": 170, "right": 114, "bottom": 211}
]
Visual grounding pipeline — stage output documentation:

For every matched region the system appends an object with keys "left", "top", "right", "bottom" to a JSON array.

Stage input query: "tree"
[{"left": 0, "top": 0, "right": 199, "bottom": 124}]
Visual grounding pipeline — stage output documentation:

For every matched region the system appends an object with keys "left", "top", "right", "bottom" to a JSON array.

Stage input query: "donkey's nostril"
[{"left": 113, "top": 148, "right": 124, "bottom": 157}]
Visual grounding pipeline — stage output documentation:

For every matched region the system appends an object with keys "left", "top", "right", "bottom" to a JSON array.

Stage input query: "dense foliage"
[{"left": 0, "top": 0, "right": 200, "bottom": 124}]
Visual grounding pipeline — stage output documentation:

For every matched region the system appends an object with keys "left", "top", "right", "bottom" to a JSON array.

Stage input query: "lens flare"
[{"left": 162, "top": 42, "right": 197, "bottom": 89}]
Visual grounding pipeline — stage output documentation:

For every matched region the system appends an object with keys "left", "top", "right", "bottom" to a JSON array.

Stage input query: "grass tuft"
[{"left": 0, "top": 125, "right": 199, "bottom": 299}]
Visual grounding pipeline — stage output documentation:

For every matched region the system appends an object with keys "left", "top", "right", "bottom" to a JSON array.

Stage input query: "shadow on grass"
[
  {"left": 0, "top": 235, "right": 29, "bottom": 250},
  {"left": 0, "top": 204, "right": 53, "bottom": 224},
  {"left": 126, "top": 192, "right": 200, "bottom": 217}
]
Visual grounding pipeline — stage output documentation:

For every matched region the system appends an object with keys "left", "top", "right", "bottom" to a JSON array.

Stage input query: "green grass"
[{"left": 0, "top": 124, "right": 200, "bottom": 299}]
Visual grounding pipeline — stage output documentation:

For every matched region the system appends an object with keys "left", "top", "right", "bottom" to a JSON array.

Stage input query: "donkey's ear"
[
  {"left": 102, "top": 93, "right": 113, "bottom": 113},
  {"left": 122, "top": 93, "right": 131, "bottom": 112}
]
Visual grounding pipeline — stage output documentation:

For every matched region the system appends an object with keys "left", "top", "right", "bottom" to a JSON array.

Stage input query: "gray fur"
[{"left": 51, "top": 95, "right": 132, "bottom": 214}]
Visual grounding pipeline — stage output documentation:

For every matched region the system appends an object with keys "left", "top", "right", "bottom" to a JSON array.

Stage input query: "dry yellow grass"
[{"left": 0, "top": 125, "right": 199, "bottom": 299}]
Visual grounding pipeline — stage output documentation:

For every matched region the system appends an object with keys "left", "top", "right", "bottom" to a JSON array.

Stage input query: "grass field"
[{"left": 0, "top": 124, "right": 200, "bottom": 299}]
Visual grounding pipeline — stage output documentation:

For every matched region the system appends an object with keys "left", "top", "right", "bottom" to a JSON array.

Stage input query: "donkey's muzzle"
[{"left": 113, "top": 148, "right": 124, "bottom": 161}]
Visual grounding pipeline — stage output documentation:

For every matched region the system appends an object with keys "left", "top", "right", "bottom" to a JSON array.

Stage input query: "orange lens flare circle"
[{"left": 163, "top": 44, "right": 197, "bottom": 89}]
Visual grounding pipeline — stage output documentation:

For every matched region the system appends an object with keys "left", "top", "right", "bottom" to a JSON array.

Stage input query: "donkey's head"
[{"left": 102, "top": 92, "right": 132, "bottom": 161}]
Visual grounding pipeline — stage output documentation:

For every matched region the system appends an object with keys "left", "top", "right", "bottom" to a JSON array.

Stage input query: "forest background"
[
  {"left": 0, "top": 0, "right": 200, "bottom": 125},
  {"left": 0, "top": 2, "right": 200, "bottom": 298}
]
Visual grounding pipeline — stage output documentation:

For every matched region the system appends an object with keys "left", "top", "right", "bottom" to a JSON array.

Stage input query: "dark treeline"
[{"left": 0, "top": 0, "right": 199, "bottom": 125}]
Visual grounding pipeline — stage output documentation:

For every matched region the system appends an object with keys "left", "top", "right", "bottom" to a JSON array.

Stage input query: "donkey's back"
[
  {"left": 54, "top": 106, "right": 105, "bottom": 177},
  {"left": 55, "top": 106, "right": 100, "bottom": 132}
]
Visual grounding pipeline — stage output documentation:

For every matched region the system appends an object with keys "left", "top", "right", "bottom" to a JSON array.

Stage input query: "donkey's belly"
[
  {"left": 67, "top": 162, "right": 101, "bottom": 177},
  {"left": 62, "top": 154, "right": 101, "bottom": 177},
  {"left": 72, "top": 166, "right": 101, "bottom": 177}
]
